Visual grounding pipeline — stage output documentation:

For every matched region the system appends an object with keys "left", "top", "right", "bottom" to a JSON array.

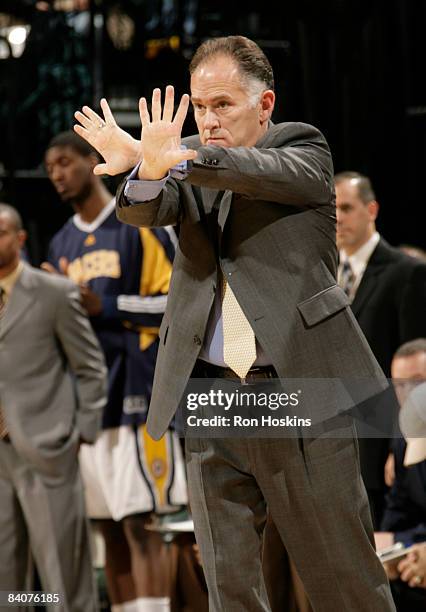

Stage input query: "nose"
[
  {"left": 49, "top": 165, "right": 63, "bottom": 183},
  {"left": 203, "top": 108, "right": 220, "bottom": 131}
]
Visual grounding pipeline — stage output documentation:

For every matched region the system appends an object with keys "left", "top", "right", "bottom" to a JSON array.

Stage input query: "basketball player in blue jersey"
[{"left": 43, "top": 131, "right": 188, "bottom": 612}]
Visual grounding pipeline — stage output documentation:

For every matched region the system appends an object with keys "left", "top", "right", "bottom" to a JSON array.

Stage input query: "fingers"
[
  {"left": 81, "top": 104, "right": 105, "bottom": 126},
  {"left": 399, "top": 559, "right": 424, "bottom": 586},
  {"left": 181, "top": 148, "right": 198, "bottom": 161},
  {"left": 162, "top": 85, "right": 174, "bottom": 122},
  {"left": 59, "top": 257, "right": 69, "bottom": 275},
  {"left": 409, "top": 574, "right": 424, "bottom": 588},
  {"left": 398, "top": 557, "right": 411, "bottom": 573},
  {"left": 93, "top": 162, "right": 110, "bottom": 176},
  {"left": 100, "top": 98, "right": 116, "bottom": 125},
  {"left": 173, "top": 93, "right": 190, "bottom": 129},
  {"left": 74, "top": 99, "right": 114, "bottom": 134},
  {"left": 74, "top": 110, "right": 94, "bottom": 131},
  {"left": 139, "top": 88, "right": 189, "bottom": 128},
  {"left": 139, "top": 97, "right": 150, "bottom": 127},
  {"left": 73, "top": 124, "right": 91, "bottom": 142},
  {"left": 400, "top": 566, "right": 414, "bottom": 582},
  {"left": 162, "top": 148, "right": 197, "bottom": 173},
  {"left": 151, "top": 88, "right": 162, "bottom": 122},
  {"left": 40, "top": 262, "right": 58, "bottom": 274}
]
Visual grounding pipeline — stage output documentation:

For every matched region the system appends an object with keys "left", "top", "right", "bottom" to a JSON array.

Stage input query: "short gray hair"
[{"left": 189, "top": 35, "right": 274, "bottom": 106}]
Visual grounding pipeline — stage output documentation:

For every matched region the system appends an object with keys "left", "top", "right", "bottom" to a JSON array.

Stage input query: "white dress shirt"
[{"left": 338, "top": 232, "right": 380, "bottom": 301}]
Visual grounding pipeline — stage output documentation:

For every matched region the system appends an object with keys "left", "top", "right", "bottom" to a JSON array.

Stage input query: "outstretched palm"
[
  {"left": 74, "top": 99, "right": 141, "bottom": 175},
  {"left": 138, "top": 85, "right": 197, "bottom": 180}
]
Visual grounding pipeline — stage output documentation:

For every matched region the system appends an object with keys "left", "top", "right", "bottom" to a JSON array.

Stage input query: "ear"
[
  {"left": 259, "top": 90, "right": 275, "bottom": 123},
  {"left": 367, "top": 200, "right": 379, "bottom": 222},
  {"left": 17, "top": 229, "right": 27, "bottom": 249}
]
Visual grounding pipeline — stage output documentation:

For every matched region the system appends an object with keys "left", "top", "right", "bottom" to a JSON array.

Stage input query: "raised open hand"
[
  {"left": 138, "top": 85, "right": 197, "bottom": 180},
  {"left": 74, "top": 99, "right": 141, "bottom": 176},
  {"left": 41, "top": 257, "right": 69, "bottom": 276}
]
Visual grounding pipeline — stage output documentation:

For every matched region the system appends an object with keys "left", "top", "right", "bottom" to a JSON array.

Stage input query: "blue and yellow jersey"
[{"left": 47, "top": 199, "right": 175, "bottom": 428}]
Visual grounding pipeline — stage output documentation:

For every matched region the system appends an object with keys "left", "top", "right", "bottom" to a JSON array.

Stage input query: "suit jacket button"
[{"left": 193, "top": 334, "right": 202, "bottom": 345}]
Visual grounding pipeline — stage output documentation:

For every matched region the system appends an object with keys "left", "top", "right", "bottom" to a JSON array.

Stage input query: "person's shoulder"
[
  {"left": 375, "top": 238, "right": 426, "bottom": 274},
  {"left": 49, "top": 216, "right": 75, "bottom": 245},
  {"left": 262, "top": 121, "right": 329, "bottom": 151},
  {"left": 24, "top": 263, "right": 76, "bottom": 296},
  {"left": 268, "top": 121, "right": 328, "bottom": 144}
]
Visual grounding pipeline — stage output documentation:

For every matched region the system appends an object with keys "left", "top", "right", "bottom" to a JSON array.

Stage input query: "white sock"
[{"left": 136, "top": 597, "right": 171, "bottom": 612}]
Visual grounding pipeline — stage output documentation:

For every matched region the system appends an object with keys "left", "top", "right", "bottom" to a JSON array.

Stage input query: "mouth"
[{"left": 206, "top": 137, "right": 225, "bottom": 145}]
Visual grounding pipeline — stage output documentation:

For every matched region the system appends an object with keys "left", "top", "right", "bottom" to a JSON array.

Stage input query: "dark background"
[{"left": 0, "top": 0, "right": 425, "bottom": 263}]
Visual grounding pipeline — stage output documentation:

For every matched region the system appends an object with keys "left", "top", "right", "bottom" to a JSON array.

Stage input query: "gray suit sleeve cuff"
[
  {"left": 124, "top": 163, "right": 169, "bottom": 203},
  {"left": 124, "top": 150, "right": 191, "bottom": 204}
]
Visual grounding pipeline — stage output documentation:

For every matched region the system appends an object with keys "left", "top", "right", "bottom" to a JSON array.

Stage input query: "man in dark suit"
[
  {"left": 376, "top": 339, "right": 426, "bottom": 611},
  {"left": 74, "top": 36, "right": 395, "bottom": 611},
  {"left": 335, "top": 171, "right": 426, "bottom": 528},
  {"left": 0, "top": 203, "right": 107, "bottom": 611}
]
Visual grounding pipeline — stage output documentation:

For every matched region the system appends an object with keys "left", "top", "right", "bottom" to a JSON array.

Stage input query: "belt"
[{"left": 194, "top": 360, "right": 277, "bottom": 385}]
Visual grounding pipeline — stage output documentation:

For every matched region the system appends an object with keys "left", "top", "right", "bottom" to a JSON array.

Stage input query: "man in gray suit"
[
  {"left": 0, "top": 204, "right": 107, "bottom": 611},
  {"left": 74, "top": 36, "right": 395, "bottom": 611}
]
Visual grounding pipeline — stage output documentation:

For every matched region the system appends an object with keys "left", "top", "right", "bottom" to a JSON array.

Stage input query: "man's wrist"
[{"left": 138, "top": 162, "right": 168, "bottom": 181}]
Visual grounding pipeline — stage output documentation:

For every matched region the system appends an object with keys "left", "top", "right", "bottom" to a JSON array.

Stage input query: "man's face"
[
  {"left": 45, "top": 145, "right": 95, "bottom": 204},
  {"left": 0, "top": 213, "right": 25, "bottom": 271},
  {"left": 335, "top": 179, "right": 377, "bottom": 253},
  {"left": 190, "top": 55, "right": 274, "bottom": 148},
  {"left": 391, "top": 352, "right": 426, "bottom": 405}
]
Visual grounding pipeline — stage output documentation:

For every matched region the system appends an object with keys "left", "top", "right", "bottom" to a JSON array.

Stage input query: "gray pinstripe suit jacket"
[{"left": 116, "top": 122, "right": 386, "bottom": 440}]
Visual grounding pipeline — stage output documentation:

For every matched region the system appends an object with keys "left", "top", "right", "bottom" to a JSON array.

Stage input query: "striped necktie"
[
  {"left": 0, "top": 287, "right": 9, "bottom": 440},
  {"left": 340, "top": 260, "right": 355, "bottom": 297},
  {"left": 222, "top": 278, "right": 257, "bottom": 378}
]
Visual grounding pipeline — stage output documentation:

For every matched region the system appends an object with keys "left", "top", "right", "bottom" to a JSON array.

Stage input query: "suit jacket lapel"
[
  {"left": 201, "top": 186, "right": 221, "bottom": 215},
  {"left": 204, "top": 122, "right": 276, "bottom": 235},
  {"left": 217, "top": 190, "right": 233, "bottom": 232},
  {"left": 0, "top": 263, "right": 35, "bottom": 339}
]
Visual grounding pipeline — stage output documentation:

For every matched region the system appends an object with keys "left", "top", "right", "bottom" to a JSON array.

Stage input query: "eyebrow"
[
  {"left": 46, "top": 155, "right": 70, "bottom": 165},
  {"left": 191, "top": 94, "right": 233, "bottom": 104}
]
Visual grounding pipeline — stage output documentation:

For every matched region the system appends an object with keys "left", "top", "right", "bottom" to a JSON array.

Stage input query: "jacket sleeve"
[
  {"left": 116, "top": 173, "right": 182, "bottom": 229},
  {"left": 54, "top": 279, "right": 107, "bottom": 443},
  {"left": 186, "top": 123, "right": 334, "bottom": 206},
  {"left": 116, "top": 122, "right": 334, "bottom": 228}
]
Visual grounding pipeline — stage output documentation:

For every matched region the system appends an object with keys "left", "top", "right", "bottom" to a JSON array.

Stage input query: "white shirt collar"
[
  {"left": 0, "top": 260, "right": 24, "bottom": 300},
  {"left": 339, "top": 231, "right": 380, "bottom": 279},
  {"left": 72, "top": 198, "right": 115, "bottom": 233}
]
